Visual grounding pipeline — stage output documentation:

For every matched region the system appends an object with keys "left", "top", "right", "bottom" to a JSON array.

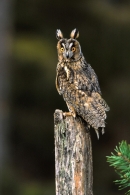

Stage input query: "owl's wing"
[
  {"left": 56, "top": 62, "right": 63, "bottom": 95},
  {"left": 76, "top": 59, "right": 102, "bottom": 95},
  {"left": 56, "top": 74, "right": 61, "bottom": 95},
  {"left": 69, "top": 60, "right": 109, "bottom": 136},
  {"left": 81, "top": 61, "right": 110, "bottom": 110},
  {"left": 86, "top": 63, "right": 102, "bottom": 94}
]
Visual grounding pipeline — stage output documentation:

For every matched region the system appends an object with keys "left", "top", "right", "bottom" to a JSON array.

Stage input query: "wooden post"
[{"left": 54, "top": 109, "right": 93, "bottom": 195}]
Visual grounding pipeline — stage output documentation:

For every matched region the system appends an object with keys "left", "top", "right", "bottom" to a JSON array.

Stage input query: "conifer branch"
[{"left": 107, "top": 141, "right": 130, "bottom": 195}]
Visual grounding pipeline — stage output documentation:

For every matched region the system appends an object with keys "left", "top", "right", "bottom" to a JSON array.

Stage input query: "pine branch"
[{"left": 106, "top": 141, "right": 130, "bottom": 195}]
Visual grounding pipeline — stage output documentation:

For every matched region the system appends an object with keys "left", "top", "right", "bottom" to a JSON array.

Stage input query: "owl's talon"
[
  {"left": 63, "top": 112, "right": 76, "bottom": 118},
  {"left": 63, "top": 112, "right": 72, "bottom": 117}
]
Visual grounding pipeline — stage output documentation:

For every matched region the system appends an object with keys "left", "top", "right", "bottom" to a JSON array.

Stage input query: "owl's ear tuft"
[
  {"left": 56, "top": 29, "right": 63, "bottom": 40},
  {"left": 70, "top": 28, "right": 79, "bottom": 39}
]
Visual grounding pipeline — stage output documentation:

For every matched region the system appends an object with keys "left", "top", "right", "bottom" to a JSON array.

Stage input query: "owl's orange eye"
[
  {"left": 72, "top": 47, "right": 76, "bottom": 52},
  {"left": 60, "top": 47, "right": 64, "bottom": 52}
]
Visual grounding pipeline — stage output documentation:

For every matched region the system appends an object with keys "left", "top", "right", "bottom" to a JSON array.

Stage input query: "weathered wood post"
[{"left": 54, "top": 109, "right": 93, "bottom": 195}]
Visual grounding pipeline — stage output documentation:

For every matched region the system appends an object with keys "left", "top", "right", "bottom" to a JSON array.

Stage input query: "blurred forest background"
[{"left": 1, "top": 0, "right": 130, "bottom": 194}]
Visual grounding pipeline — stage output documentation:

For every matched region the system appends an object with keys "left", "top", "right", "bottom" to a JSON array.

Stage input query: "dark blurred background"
[{"left": 1, "top": 0, "right": 130, "bottom": 194}]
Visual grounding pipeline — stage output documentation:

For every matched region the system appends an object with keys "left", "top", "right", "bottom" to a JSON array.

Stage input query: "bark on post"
[{"left": 54, "top": 109, "right": 93, "bottom": 195}]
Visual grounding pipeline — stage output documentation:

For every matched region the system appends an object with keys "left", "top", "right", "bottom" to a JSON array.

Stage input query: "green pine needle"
[{"left": 106, "top": 141, "right": 130, "bottom": 195}]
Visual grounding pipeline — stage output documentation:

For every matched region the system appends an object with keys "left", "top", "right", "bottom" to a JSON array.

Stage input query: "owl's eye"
[
  {"left": 60, "top": 47, "right": 64, "bottom": 52},
  {"left": 72, "top": 47, "right": 76, "bottom": 52}
]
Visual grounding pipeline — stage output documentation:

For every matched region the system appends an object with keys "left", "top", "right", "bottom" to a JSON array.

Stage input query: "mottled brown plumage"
[{"left": 56, "top": 29, "right": 109, "bottom": 138}]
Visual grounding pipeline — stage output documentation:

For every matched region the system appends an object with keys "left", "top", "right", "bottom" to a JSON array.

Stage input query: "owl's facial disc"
[{"left": 61, "top": 42, "right": 75, "bottom": 60}]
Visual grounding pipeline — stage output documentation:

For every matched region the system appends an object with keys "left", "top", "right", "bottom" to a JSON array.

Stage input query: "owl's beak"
[
  {"left": 63, "top": 51, "right": 73, "bottom": 60},
  {"left": 65, "top": 52, "right": 69, "bottom": 59}
]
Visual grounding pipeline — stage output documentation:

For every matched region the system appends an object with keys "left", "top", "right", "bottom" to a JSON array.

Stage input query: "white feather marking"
[{"left": 69, "top": 42, "right": 73, "bottom": 49}]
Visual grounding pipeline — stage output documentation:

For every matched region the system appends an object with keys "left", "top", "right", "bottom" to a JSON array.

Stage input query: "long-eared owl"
[{"left": 56, "top": 29, "right": 110, "bottom": 139}]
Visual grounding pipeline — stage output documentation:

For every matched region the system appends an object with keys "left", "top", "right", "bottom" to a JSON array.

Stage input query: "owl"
[{"left": 55, "top": 29, "right": 110, "bottom": 139}]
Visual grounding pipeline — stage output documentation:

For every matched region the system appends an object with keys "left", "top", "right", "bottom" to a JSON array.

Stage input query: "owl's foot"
[
  {"left": 63, "top": 112, "right": 76, "bottom": 118},
  {"left": 65, "top": 103, "right": 76, "bottom": 118}
]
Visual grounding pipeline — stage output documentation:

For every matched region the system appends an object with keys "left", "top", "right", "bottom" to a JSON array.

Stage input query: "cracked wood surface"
[{"left": 54, "top": 109, "right": 93, "bottom": 195}]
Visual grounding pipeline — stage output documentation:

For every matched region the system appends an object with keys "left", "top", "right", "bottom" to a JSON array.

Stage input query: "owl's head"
[{"left": 56, "top": 29, "right": 82, "bottom": 62}]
